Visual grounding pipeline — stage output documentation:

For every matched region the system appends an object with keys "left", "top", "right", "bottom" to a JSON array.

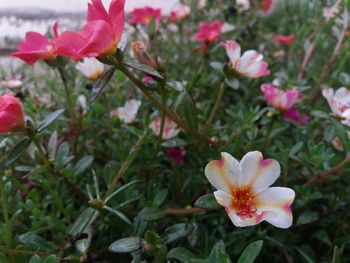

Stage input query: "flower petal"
[
  {"left": 256, "top": 187, "right": 295, "bottom": 228},
  {"left": 205, "top": 152, "right": 240, "bottom": 193},
  {"left": 221, "top": 40, "right": 241, "bottom": 65},
  {"left": 238, "top": 151, "right": 280, "bottom": 194}
]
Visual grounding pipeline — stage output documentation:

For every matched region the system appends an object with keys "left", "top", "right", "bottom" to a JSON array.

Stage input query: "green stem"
[
  {"left": 203, "top": 83, "right": 227, "bottom": 135},
  {"left": 57, "top": 67, "right": 76, "bottom": 127},
  {"left": 0, "top": 174, "right": 13, "bottom": 249},
  {"left": 116, "top": 63, "right": 219, "bottom": 147},
  {"left": 154, "top": 86, "right": 166, "bottom": 158}
]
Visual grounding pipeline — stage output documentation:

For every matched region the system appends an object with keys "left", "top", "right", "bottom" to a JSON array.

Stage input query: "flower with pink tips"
[
  {"left": 283, "top": 108, "right": 310, "bottom": 126},
  {"left": 129, "top": 6, "right": 162, "bottom": 26},
  {"left": 221, "top": 40, "right": 270, "bottom": 78},
  {"left": 0, "top": 93, "right": 25, "bottom": 133},
  {"left": 261, "top": 83, "right": 302, "bottom": 111},
  {"left": 322, "top": 87, "right": 350, "bottom": 126},
  {"left": 150, "top": 116, "right": 181, "bottom": 140},
  {"left": 205, "top": 151, "right": 295, "bottom": 228}
]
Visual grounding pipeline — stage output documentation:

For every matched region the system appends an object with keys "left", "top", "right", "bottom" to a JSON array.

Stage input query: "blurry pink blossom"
[
  {"left": 222, "top": 40, "right": 270, "bottom": 78},
  {"left": 195, "top": 20, "right": 223, "bottom": 44},
  {"left": 256, "top": 0, "right": 276, "bottom": 15},
  {"left": 168, "top": 5, "right": 191, "bottom": 22},
  {"left": 273, "top": 34, "right": 295, "bottom": 46},
  {"left": 129, "top": 6, "right": 162, "bottom": 26},
  {"left": 166, "top": 147, "right": 186, "bottom": 164},
  {"left": 0, "top": 93, "right": 25, "bottom": 133},
  {"left": 150, "top": 116, "right": 181, "bottom": 140},
  {"left": 323, "top": 0, "right": 341, "bottom": 22},
  {"left": 261, "top": 84, "right": 302, "bottom": 111},
  {"left": 283, "top": 107, "right": 309, "bottom": 125}
]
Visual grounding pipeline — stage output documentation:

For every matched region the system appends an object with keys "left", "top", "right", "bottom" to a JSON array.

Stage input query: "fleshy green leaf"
[
  {"left": 37, "top": 109, "right": 65, "bottom": 133},
  {"left": 90, "top": 67, "right": 116, "bottom": 103},
  {"left": 163, "top": 223, "right": 193, "bottom": 244},
  {"left": 194, "top": 193, "right": 221, "bottom": 209},
  {"left": 237, "top": 240, "right": 263, "bottom": 263},
  {"left": 18, "top": 233, "right": 56, "bottom": 252},
  {"left": 109, "top": 237, "right": 142, "bottom": 253},
  {"left": 209, "top": 240, "right": 231, "bottom": 263},
  {"left": 124, "top": 61, "right": 163, "bottom": 79},
  {"left": 5, "top": 138, "right": 31, "bottom": 167},
  {"left": 74, "top": 156, "right": 94, "bottom": 175}
]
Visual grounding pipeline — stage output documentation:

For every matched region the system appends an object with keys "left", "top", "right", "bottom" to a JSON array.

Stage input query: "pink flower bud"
[
  {"left": 273, "top": 34, "right": 295, "bottom": 46},
  {"left": 166, "top": 147, "right": 186, "bottom": 164},
  {"left": 0, "top": 94, "right": 25, "bottom": 133}
]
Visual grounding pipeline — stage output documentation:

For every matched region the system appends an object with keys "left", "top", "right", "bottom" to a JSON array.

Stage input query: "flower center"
[{"left": 231, "top": 186, "right": 257, "bottom": 218}]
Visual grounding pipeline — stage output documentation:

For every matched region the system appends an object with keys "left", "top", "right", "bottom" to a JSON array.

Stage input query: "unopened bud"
[{"left": 131, "top": 41, "right": 159, "bottom": 70}]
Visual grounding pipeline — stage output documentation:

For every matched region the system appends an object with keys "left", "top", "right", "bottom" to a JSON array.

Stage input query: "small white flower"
[
  {"left": 150, "top": 116, "right": 181, "bottom": 140},
  {"left": 0, "top": 79, "right": 23, "bottom": 89},
  {"left": 322, "top": 87, "right": 350, "bottom": 126},
  {"left": 111, "top": 99, "right": 141, "bottom": 124},
  {"left": 76, "top": 58, "right": 104, "bottom": 80},
  {"left": 236, "top": 0, "right": 250, "bottom": 11}
]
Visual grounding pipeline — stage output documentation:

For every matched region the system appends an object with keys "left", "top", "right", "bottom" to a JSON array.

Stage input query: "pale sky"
[{"left": 0, "top": 0, "right": 179, "bottom": 13}]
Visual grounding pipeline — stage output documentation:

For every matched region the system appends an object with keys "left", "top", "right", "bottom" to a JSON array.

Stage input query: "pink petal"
[{"left": 221, "top": 40, "right": 241, "bottom": 66}]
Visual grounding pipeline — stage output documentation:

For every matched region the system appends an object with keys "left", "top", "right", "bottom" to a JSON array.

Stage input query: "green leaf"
[
  {"left": 109, "top": 237, "right": 142, "bottom": 253},
  {"left": 74, "top": 156, "right": 94, "bottom": 175},
  {"left": 29, "top": 255, "right": 41, "bottom": 263},
  {"left": 68, "top": 208, "right": 98, "bottom": 237},
  {"left": 210, "top": 61, "right": 224, "bottom": 73},
  {"left": 296, "top": 211, "right": 319, "bottom": 225},
  {"left": 142, "top": 208, "right": 165, "bottom": 221},
  {"left": 294, "top": 246, "right": 315, "bottom": 263},
  {"left": 167, "top": 247, "right": 206, "bottom": 263},
  {"left": 37, "top": 109, "right": 65, "bottom": 133},
  {"left": 124, "top": 61, "right": 163, "bottom": 79},
  {"left": 153, "top": 188, "right": 168, "bottom": 207},
  {"left": 43, "top": 255, "right": 57, "bottom": 263},
  {"left": 104, "top": 206, "right": 131, "bottom": 225},
  {"left": 175, "top": 92, "right": 198, "bottom": 130},
  {"left": 194, "top": 193, "right": 221, "bottom": 209},
  {"left": 18, "top": 232, "right": 55, "bottom": 252},
  {"left": 237, "top": 240, "right": 263, "bottom": 263},
  {"left": 163, "top": 223, "right": 193, "bottom": 244},
  {"left": 167, "top": 81, "right": 184, "bottom": 92},
  {"left": 90, "top": 67, "right": 116, "bottom": 103},
  {"left": 5, "top": 138, "right": 31, "bottom": 167},
  {"left": 105, "top": 180, "right": 142, "bottom": 203},
  {"left": 54, "top": 141, "right": 71, "bottom": 168},
  {"left": 161, "top": 138, "right": 188, "bottom": 147},
  {"left": 331, "top": 118, "right": 350, "bottom": 153},
  {"left": 209, "top": 240, "right": 231, "bottom": 263}
]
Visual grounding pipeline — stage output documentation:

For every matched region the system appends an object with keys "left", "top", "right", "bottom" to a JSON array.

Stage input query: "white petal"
[
  {"left": 256, "top": 187, "right": 295, "bottom": 228},
  {"left": 205, "top": 152, "right": 240, "bottom": 193},
  {"left": 237, "top": 50, "right": 262, "bottom": 71},
  {"left": 334, "top": 87, "right": 350, "bottom": 105},
  {"left": 238, "top": 151, "right": 280, "bottom": 194}
]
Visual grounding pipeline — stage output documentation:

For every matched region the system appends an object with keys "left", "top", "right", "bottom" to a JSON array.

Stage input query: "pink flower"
[
  {"left": 129, "top": 6, "right": 162, "bottom": 26},
  {"left": 0, "top": 94, "right": 25, "bottom": 133},
  {"left": 12, "top": 30, "right": 56, "bottom": 65},
  {"left": 166, "top": 147, "right": 186, "bottom": 164},
  {"left": 222, "top": 40, "right": 270, "bottom": 78},
  {"left": 273, "top": 34, "right": 295, "bottom": 46},
  {"left": 150, "top": 116, "right": 181, "bottom": 140},
  {"left": 283, "top": 108, "right": 309, "bottom": 125},
  {"left": 168, "top": 5, "right": 191, "bottom": 22},
  {"left": 55, "top": 0, "right": 125, "bottom": 59},
  {"left": 256, "top": 0, "right": 276, "bottom": 15},
  {"left": 195, "top": 20, "right": 223, "bottom": 44},
  {"left": 261, "top": 84, "right": 302, "bottom": 111},
  {"left": 205, "top": 151, "right": 295, "bottom": 228},
  {"left": 322, "top": 87, "right": 350, "bottom": 126}
]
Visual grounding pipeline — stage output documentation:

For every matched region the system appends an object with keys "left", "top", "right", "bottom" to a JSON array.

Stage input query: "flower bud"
[
  {"left": 0, "top": 93, "right": 25, "bottom": 133},
  {"left": 131, "top": 41, "right": 159, "bottom": 70}
]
